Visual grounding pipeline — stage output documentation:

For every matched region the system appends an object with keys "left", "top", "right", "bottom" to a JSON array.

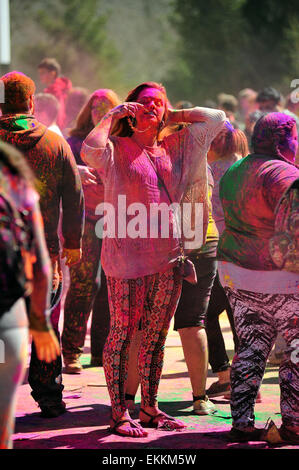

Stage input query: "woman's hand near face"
[
  {"left": 82, "top": 102, "right": 145, "bottom": 163},
  {"left": 108, "top": 102, "right": 145, "bottom": 123}
]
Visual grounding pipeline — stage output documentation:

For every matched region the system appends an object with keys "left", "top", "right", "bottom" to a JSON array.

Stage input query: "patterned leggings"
[
  {"left": 225, "top": 287, "right": 299, "bottom": 429},
  {"left": 103, "top": 269, "right": 182, "bottom": 416}
]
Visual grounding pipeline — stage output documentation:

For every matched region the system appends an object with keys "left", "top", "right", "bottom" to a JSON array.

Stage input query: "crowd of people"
[{"left": 0, "top": 58, "right": 298, "bottom": 448}]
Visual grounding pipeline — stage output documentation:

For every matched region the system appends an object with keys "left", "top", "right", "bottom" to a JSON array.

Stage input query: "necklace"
[{"left": 128, "top": 118, "right": 153, "bottom": 133}]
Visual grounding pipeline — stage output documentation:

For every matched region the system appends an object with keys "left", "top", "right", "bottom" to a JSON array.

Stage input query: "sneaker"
[
  {"left": 64, "top": 356, "right": 82, "bottom": 374},
  {"left": 279, "top": 425, "right": 299, "bottom": 444},
  {"left": 193, "top": 397, "right": 217, "bottom": 415},
  {"left": 39, "top": 400, "right": 66, "bottom": 418},
  {"left": 206, "top": 381, "right": 230, "bottom": 398},
  {"left": 228, "top": 426, "right": 264, "bottom": 442}
]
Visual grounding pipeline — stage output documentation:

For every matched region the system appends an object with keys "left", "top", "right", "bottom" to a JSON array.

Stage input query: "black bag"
[
  {"left": 0, "top": 192, "right": 33, "bottom": 316},
  {"left": 143, "top": 149, "right": 197, "bottom": 284},
  {"left": 173, "top": 254, "right": 198, "bottom": 285}
]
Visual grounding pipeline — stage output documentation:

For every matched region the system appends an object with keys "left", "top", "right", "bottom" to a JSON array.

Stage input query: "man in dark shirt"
[{"left": 0, "top": 70, "right": 85, "bottom": 417}]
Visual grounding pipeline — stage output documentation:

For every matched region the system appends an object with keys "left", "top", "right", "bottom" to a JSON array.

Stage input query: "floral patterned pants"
[
  {"left": 225, "top": 287, "right": 299, "bottom": 429},
  {"left": 103, "top": 269, "right": 182, "bottom": 416}
]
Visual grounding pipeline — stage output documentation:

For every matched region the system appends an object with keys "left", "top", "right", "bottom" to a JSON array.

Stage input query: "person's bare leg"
[
  {"left": 217, "top": 368, "right": 230, "bottom": 384},
  {"left": 178, "top": 326, "right": 208, "bottom": 396},
  {"left": 125, "top": 330, "right": 142, "bottom": 410},
  {"left": 178, "top": 326, "right": 216, "bottom": 415}
]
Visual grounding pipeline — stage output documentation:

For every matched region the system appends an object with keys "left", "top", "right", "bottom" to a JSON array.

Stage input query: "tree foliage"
[
  {"left": 7, "top": 1, "right": 299, "bottom": 103},
  {"left": 166, "top": 0, "right": 299, "bottom": 104},
  {"left": 9, "top": 0, "right": 178, "bottom": 97},
  {"left": 10, "top": 0, "right": 119, "bottom": 92}
]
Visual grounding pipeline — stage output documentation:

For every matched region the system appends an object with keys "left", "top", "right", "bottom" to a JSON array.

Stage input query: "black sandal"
[
  {"left": 110, "top": 417, "right": 147, "bottom": 437},
  {"left": 139, "top": 408, "right": 186, "bottom": 430}
]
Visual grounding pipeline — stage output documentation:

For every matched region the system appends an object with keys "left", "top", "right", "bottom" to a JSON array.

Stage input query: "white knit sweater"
[{"left": 82, "top": 108, "right": 225, "bottom": 279}]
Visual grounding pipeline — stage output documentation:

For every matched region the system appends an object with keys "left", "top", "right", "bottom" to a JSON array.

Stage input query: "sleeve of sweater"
[
  {"left": 60, "top": 141, "right": 85, "bottom": 250},
  {"left": 80, "top": 138, "right": 114, "bottom": 181},
  {"left": 165, "top": 108, "right": 225, "bottom": 186},
  {"left": 188, "top": 108, "right": 226, "bottom": 150}
]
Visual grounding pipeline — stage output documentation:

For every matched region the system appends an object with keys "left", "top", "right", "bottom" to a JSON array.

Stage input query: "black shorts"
[{"left": 174, "top": 256, "right": 217, "bottom": 330}]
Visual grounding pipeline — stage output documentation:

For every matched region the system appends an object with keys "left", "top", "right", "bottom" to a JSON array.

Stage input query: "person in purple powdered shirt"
[{"left": 218, "top": 112, "right": 299, "bottom": 444}]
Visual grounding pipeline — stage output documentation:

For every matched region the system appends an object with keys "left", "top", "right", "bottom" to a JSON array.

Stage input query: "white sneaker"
[{"left": 193, "top": 397, "right": 217, "bottom": 415}]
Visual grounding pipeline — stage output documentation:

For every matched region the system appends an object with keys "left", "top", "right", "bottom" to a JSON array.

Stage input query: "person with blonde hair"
[{"left": 62, "top": 89, "right": 121, "bottom": 372}]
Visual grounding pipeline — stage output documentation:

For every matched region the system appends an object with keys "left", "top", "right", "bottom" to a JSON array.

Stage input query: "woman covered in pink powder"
[{"left": 82, "top": 82, "right": 225, "bottom": 437}]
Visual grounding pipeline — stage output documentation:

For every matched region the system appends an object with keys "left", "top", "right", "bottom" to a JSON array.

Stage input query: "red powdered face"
[
  {"left": 134, "top": 87, "right": 166, "bottom": 131},
  {"left": 0, "top": 71, "right": 35, "bottom": 113}
]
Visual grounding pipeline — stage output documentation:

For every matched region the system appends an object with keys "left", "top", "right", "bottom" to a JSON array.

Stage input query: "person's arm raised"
[
  {"left": 167, "top": 107, "right": 226, "bottom": 125},
  {"left": 167, "top": 107, "right": 226, "bottom": 148},
  {"left": 81, "top": 102, "right": 143, "bottom": 169}
]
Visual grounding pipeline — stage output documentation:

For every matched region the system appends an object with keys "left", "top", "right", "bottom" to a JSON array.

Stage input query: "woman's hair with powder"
[
  {"left": 252, "top": 112, "right": 296, "bottom": 160},
  {"left": 112, "top": 81, "right": 169, "bottom": 138},
  {"left": 70, "top": 89, "right": 120, "bottom": 140},
  {"left": 210, "top": 121, "right": 248, "bottom": 159}
]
